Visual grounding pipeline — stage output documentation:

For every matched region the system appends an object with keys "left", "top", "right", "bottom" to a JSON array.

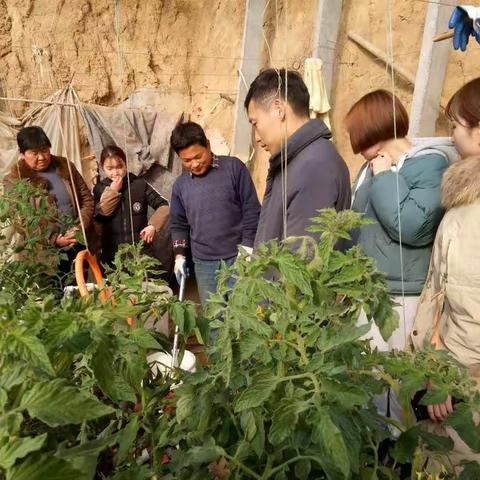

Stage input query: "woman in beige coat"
[
  {"left": 411, "top": 78, "right": 480, "bottom": 468},
  {"left": 412, "top": 156, "right": 480, "bottom": 373}
]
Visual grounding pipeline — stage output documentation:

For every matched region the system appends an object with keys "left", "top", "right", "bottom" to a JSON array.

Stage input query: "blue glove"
[{"left": 449, "top": 6, "right": 480, "bottom": 51}]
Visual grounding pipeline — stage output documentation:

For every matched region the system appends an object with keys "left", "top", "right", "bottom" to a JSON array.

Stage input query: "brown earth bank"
[{"left": 0, "top": 0, "right": 479, "bottom": 196}]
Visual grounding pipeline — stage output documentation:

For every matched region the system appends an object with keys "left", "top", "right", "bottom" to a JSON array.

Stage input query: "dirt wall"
[
  {"left": 250, "top": 0, "right": 317, "bottom": 200},
  {"left": 331, "top": 0, "right": 480, "bottom": 179},
  {"left": 0, "top": 0, "right": 245, "bottom": 151},
  {"left": 1, "top": 0, "right": 480, "bottom": 196},
  {"left": 331, "top": 0, "right": 427, "bottom": 176}
]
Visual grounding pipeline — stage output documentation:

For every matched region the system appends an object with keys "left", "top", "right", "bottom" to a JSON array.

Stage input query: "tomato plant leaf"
[
  {"left": 0, "top": 434, "right": 47, "bottom": 469},
  {"left": 20, "top": 379, "right": 114, "bottom": 427},
  {"left": 234, "top": 373, "right": 279, "bottom": 412}
]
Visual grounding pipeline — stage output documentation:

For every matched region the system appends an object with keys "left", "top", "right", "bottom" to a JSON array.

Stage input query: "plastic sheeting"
[
  {"left": 75, "top": 86, "right": 185, "bottom": 199},
  {"left": 0, "top": 86, "right": 83, "bottom": 180},
  {"left": 78, "top": 94, "right": 182, "bottom": 177},
  {"left": 0, "top": 85, "right": 182, "bottom": 186},
  {"left": 0, "top": 112, "right": 21, "bottom": 180}
]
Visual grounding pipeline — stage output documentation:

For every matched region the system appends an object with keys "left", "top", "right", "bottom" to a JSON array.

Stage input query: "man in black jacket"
[{"left": 245, "top": 68, "right": 351, "bottom": 247}]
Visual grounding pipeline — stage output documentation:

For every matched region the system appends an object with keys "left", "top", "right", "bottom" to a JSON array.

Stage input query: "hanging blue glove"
[{"left": 448, "top": 5, "right": 480, "bottom": 51}]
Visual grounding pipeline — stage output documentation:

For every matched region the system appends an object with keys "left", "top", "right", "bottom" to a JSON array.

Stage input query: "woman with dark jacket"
[{"left": 93, "top": 145, "right": 170, "bottom": 267}]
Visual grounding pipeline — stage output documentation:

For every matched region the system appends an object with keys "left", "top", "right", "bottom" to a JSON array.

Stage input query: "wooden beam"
[
  {"left": 312, "top": 0, "right": 344, "bottom": 96},
  {"left": 0, "top": 95, "right": 78, "bottom": 107},
  {"left": 348, "top": 31, "right": 416, "bottom": 85},
  {"left": 231, "top": 0, "right": 267, "bottom": 163},
  {"left": 408, "top": 0, "right": 456, "bottom": 137},
  {"left": 433, "top": 30, "right": 454, "bottom": 42}
]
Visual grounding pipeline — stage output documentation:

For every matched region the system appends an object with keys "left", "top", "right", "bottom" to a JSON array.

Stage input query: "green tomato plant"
[
  {"left": 2, "top": 180, "right": 480, "bottom": 480},
  {"left": 157, "top": 210, "right": 480, "bottom": 480},
  {"left": 0, "top": 180, "right": 204, "bottom": 480}
]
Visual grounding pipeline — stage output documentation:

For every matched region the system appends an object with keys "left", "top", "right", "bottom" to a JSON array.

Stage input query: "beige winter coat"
[{"left": 411, "top": 156, "right": 480, "bottom": 372}]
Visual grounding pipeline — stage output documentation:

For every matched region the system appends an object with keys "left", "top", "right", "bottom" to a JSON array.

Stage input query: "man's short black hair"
[
  {"left": 244, "top": 68, "right": 310, "bottom": 118},
  {"left": 17, "top": 126, "right": 52, "bottom": 153},
  {"left": 170, "top": 121, "right": 208, "bottom": 154}
]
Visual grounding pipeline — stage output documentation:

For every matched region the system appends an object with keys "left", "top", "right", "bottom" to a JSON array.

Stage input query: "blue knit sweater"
[{"left": 170, "top": 155, "right": 260, "bottom": 260}]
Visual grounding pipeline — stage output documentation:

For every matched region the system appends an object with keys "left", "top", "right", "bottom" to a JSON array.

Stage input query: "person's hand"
[
  {"left": 370, "top": 152, "right": 393, "bottom": 176},
  {"left": 65, "top": 226, "right": 79, "bottom": 238},
  {"left": 174, "top": 255, "right": 188, "bottom": 285},
  {"left": 427, "top": 395, "right": 454, "bottom": 422},
  {"left": 449, "top": 6, "right": 480, "bottom": 51},
  {"left": 55, "top": 233, "right": 77, "bottom": 248},
  {"left": 426, "top": 380, "right": 454, "bottom": 422},
  {"left": 140, "top": 225, "right": 156, "bottom": 243},
  {"left": 110, "top": 176, "right": 123, "bottom": 192},
  {"left": 237, "top": 245, "right": 253, "bottom": 262}
]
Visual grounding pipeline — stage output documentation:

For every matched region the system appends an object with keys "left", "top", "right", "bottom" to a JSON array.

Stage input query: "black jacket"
[
  {"left": 254, "top": 119, "right": 351, "bottom": 247},
  {"left": 93, "top": 173, "right": 168, "bottom": 264}
]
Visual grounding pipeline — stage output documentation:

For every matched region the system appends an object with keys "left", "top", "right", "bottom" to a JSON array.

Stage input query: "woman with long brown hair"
[{"left": 411, "top": 78, "right": 480, "bottom": 470}]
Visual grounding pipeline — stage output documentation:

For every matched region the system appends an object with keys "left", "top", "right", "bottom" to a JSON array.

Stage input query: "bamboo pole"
[
  {"left": 433, "top": 31, "right": 454, "bottom": 42},
  {"left": 409, "top": 0, "right": 452, "bottom": 137},
  {"left": 0, "top": 96, "right": 78, "bottom": 107},
  {"left": 347, "top": 31, "right": 416, "bottom": 85}
]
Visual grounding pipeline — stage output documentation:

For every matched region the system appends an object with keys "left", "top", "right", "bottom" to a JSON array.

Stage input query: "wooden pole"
[
  {"left": 231, "top": 0, "right": 267, "bottom": 163},
  {"left": 347, "top": 31, "right": 416, "bottom": 85},
  {"left": 312, "top": 0, "right": 344, "bottom": 96},
  {"left": 409, "top": 0, "right": 455, "bottom": 137},
  {"left": 0, "top": 96, "right": 78, "bottom": 107},
  {"left": 433, "top": 31, "right": 454, "bottom": 42}
]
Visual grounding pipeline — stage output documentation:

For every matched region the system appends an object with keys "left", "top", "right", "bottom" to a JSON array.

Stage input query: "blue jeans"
[{"left": 192, "top": 255, "right": 236, "bottom": 305}]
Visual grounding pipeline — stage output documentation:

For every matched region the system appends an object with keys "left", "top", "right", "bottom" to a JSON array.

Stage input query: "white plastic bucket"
[
  {"left": 147, "top": 350, "right": 196, "bottom": 379},
  {"left": 63, "top": 283, "right": 96, "bottom": 297}
]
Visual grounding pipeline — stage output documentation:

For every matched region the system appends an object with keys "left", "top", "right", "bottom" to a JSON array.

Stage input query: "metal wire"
[
  {"left": 113, "top": 0, "right": 135, "bottom": 244},
  {"left": 385, "top": 0, "right": 407, "bottom": 342}
]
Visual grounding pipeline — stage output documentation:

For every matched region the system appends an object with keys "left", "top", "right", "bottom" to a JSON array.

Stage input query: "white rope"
[
  {"left": 0, "top": 95, "right": 78, "bottom": 107},
  {"left": 282, "top": 0, "right": 288, "bottom": 240},
  {"left": 259, "top": 0, "right": 286, "bottom": 239},
  {"left": 55, "top": 103, "right": 89, "bottom": 251},
  {"left": 385, "top": 0, "right": 407, "bottom": 342},
  {"left": 274, "top": 0, "right": 286, "bottom": 239},
  {"left": 238, "top": 68, "right": 249, "bottom": 90},
  {"left": 261, "top": 0, "right": 281, "bottom": 104},
  {"left": 113, "top": 0, "right": 135, "bottom": 244}
]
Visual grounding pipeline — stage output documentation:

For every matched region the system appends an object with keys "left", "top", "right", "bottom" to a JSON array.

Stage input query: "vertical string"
[
  {"left": 275, "top": 0, "right": 286, "bottom": 240},
  {"left": 113, "top": 0, "right": 135, "bottom": 244},
  {"left": 282, "top": 0, "right": 288, "bottom": 240},
  {"left": 385, "top": 0, "right": 407, "bottom": 342},
  {"left": 56, "top": 104, "right": 89, "bottom": 251},
  {"left": 264, "top": 0, "right": 285, "bottom": 239}
]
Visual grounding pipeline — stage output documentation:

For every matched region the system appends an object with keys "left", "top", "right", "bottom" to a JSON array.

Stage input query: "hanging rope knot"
[{"left": 31, "top": 45, "right": 45, "bottom": 57}]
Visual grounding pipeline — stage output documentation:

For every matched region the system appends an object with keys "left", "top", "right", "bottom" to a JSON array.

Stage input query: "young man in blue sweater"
[{"left": 170, "top": 122, "right": 260, "bottom": 305}]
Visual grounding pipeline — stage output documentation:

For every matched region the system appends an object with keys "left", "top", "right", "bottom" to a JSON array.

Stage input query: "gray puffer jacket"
[{"left": 351, "top": 139, "right": 455, "bottom": 295}]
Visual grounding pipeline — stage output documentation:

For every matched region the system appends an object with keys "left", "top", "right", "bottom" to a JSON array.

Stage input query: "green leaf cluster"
[
  {"left": 0, "top": 179, "right": 203, "bottom": 479},
  {"left": 158, "top": 209, "right": 480, "bottom": 479}
]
